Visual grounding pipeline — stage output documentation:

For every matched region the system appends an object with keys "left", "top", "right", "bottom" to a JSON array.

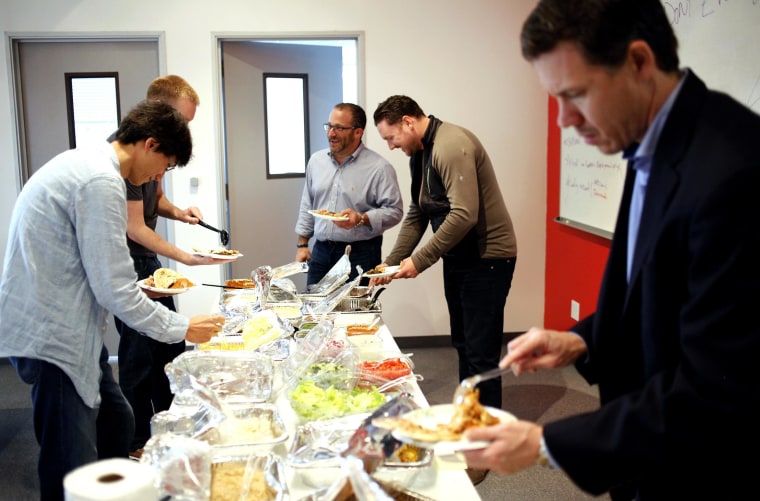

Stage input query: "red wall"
[{"left": 543, "top": 98, "right": 611, "bottom": 329}]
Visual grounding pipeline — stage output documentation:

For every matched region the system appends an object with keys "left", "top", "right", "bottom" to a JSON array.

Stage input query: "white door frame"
[
  {"left": 6, "top": 31, "right": 166, "bottom": 190},
  {"left": 210, "top": 32, "right": 365, "bottom": 282},
  {"left": 5, "top": 32, "right": 166, "bottom": 359}
]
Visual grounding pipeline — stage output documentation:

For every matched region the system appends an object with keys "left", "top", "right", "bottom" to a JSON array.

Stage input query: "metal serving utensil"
[
  {"left": 452, "top": 366, "right": 512, "bottom": 405},
  {"left": 198, "top": 219, "right": 230, "bottom": 246}
]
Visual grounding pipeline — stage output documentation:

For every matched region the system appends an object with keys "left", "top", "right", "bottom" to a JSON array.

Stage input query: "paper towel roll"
[{"left": 64, "top": 458, "right": 159, "bottom": 501}]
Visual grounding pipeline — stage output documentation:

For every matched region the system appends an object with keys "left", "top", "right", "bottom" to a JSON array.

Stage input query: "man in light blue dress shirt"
[
  {"left": 0, "top": 100, "right": 224, "bottom": 501},
  {"left": 294, "top": 103, "right": 403, "bottom": 286}
]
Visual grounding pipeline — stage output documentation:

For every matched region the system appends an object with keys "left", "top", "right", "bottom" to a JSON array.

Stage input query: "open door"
[{"left": 220, "top": 39, "right": 354, "bottom": 290}]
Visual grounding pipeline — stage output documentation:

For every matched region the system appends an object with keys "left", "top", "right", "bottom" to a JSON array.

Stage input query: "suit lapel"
[
  {"left": 627, "top": 163, "right": 677, "bottom": 287},
  {"left": 625, "top": 71, "right": 707, "bottom": 296}
]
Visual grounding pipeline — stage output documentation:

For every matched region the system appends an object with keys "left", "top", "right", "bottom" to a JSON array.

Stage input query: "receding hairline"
[{"left": 146, "top": 75, "right": 200, "bottom": 106}]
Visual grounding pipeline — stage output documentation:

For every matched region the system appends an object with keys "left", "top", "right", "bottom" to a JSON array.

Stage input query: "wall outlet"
[{"left": 570, "top": 300, "right": 580, "bottom": 321}]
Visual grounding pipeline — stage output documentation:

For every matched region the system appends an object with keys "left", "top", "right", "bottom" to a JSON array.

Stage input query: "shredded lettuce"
[{"left": 289, "top": 380, "right": 385, "bottom": 421}]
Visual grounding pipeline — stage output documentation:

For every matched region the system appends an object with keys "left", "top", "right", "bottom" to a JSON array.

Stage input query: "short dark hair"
[
  {"left": 334, "top": 103, "right": 367, "bottom": 129},
  {"left": 114, "top": 100, "right": 193, "bottom": 167},
  {"left": 521, "top": 0, "right": 679, "bottom": 72},
  {"left": 373, "top": 95, "right": 426, "bottom": 126}
]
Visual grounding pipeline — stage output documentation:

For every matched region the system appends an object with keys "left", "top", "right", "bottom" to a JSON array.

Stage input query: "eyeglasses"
[{"left": 323, "top": 123, "right": 357, "bottom": 132}]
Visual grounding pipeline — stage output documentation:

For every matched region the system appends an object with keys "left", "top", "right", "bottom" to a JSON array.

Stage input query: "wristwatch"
[
  {"left": 296, "top": 243, "right": 308, "bottom": 248},
  {"left": 536, "top": 437, "right": 552, "bottom": 468},
  {"left": 355, "top": 213, "right": 366, "bottom": 228}
]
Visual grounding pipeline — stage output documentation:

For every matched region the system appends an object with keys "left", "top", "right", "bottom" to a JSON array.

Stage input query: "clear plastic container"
[{"left": 166, "top": 350, "right": 274, "bottom": 403}]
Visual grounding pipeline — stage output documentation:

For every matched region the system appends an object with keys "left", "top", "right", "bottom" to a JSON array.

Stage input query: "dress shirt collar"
[
  {"left": 328, "top": 141, "right": 366, "bottom": 166},
  {"left": 624, "top": 68, "right": 689, "bottom": 164}
]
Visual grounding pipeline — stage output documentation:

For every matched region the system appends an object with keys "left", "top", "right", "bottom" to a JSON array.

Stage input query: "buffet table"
[
  {"left": 177, "top": 299, "right": 481, "bottom": 500},
  {"left": 278, "top": 316, "right": 481, "bottom": 500}
]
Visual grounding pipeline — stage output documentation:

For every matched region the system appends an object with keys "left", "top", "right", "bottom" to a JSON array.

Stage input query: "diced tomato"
[{"left": 359, "top": 357, "right": 411, "bottom": 381}]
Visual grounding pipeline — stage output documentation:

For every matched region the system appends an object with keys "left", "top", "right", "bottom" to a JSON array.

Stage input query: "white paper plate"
[
  {"left": 363, "top": 265, "right": 400, "bottom": 278},
  {"left": 137, "top": 278, "right": 196, "bottom": 295},
  {"left": 308, "top": 209, "right": 349, "bottom": 221},
  {"left": 192, "top": 250, "right": 243, "bottom": 261},
  {"left": 384, "top": 403, "right": 516, "bottom": 453}
]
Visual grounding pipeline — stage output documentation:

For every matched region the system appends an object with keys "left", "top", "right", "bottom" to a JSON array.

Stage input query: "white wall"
[{"left": 0, "top": 0, "right": 547, "bottom": 337}]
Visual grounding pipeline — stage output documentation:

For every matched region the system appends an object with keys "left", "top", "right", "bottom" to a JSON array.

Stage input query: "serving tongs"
[
  {"left": 367, "top": 286, "right": 386, "bottom": 310},
  {"left": 453, "top": 366, "right": 512, "bottom": 405},
  {"left": 202, "top": 283, "right": 252, "bottom": 289},
  {"left": 197, "top": 219, "right": 230, "bottom": 246},
  {"left": 340, "top": 392, "right": 420, "bottom": 474}
]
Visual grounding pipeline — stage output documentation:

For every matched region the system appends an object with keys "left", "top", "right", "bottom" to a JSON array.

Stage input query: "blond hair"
[{"left": 146, "top": 75, "right": 200, "bottom": 106}]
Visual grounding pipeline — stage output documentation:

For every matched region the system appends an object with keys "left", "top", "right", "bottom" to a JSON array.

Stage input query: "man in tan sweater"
[{"left": 372, "top": 92, "right": 517, "bottom": 424}]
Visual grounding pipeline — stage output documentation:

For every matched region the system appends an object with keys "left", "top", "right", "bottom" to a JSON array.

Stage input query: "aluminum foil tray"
[
  {"left": 286, "top": 414, "right": 432, "bottom": 488},
  {"left": 206, "top": 403, "right": 289, "bottom": 457},
  {"left": 334, "top": 297, "right": 382, "bottom": 313}
]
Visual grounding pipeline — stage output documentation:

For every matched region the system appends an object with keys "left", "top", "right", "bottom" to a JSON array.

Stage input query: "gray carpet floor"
[
  {"left": 413, "top": 346, "right": 608, "bottom": 501},
  {"left": 0, "top": 345, "right": 609, "bottom": 500}
]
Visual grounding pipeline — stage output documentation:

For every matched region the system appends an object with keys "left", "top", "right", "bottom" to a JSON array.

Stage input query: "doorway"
[
  {"left": 9, "top": 35, "right": 162, "bottom": 356},
  {"left": 218, "top": 36, "right": 362, "bottom": 290}
]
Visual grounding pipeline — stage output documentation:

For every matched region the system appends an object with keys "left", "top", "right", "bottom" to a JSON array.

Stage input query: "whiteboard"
[{"left": 559, "top": 0, "right": 760, "bottom": 237}]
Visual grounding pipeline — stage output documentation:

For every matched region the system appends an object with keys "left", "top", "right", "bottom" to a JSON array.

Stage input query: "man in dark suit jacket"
[{"left": 462, "top": 1, "right": 760, "bottom": 499}]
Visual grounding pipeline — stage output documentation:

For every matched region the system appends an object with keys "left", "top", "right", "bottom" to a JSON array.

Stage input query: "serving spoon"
[
  {"left": 198, "top": 220, "right": 230, "bottom": 246},
  {"left": 453, "top": 366, "right": 512, "bottom": 405}
]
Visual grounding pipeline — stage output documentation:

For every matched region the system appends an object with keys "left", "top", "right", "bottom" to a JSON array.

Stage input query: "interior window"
[
  {"left": 65, "top": 72, "right": 120, "bottom": 149},
  {"left": 263, "top": 73, "right": 309, "bottom": 178}
]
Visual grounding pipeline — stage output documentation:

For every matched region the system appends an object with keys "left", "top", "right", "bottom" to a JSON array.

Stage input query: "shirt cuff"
[{"left": 538, "top": 436, "right": 559, "bottom": 469}]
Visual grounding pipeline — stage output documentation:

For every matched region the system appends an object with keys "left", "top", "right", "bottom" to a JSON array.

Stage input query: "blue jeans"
[
  {"left": 114, "top": 255, "right": 184, "bottom": 451},
  {"left": 11, "top": 346, "right": 133, "bottom": 501},
  {"left": 307, "top": 236, "right": 383, "bottom": 286},
  {"left": 443, "top": 256, "right": 516, "bottom": 409}
]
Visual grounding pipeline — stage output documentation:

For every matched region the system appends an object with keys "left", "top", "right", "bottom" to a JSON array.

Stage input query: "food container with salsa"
[{"left": 356, "top": 352, "right": 415, "bottom": 388}]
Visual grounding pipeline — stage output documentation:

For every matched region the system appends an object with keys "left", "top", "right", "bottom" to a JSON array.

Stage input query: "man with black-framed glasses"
[{"left": 294, "top": 102, "right": 403, "bottom": 286}]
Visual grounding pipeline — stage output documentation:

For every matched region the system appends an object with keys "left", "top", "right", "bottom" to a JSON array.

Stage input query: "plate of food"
[
  {"left": 363, "top": 265, "right": 400, "bottom": 278},
  {"left": 308, "top": 209, "right": 350, "bottom": 221},
  {"left": 192, "top": 247, "right": 243, "bottom": 260},
  {"left": 371, "top": 389, "right": 516, "bottom": 453},
  {"left": 138, "top": 268, "right": 196, "bottom": 295}
]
